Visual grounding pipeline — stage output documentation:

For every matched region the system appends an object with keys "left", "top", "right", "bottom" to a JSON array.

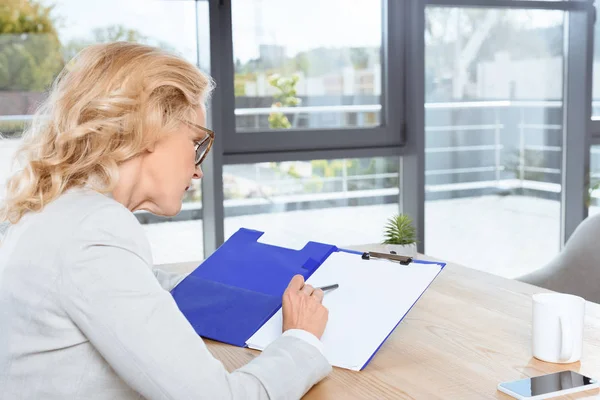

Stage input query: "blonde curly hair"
[{"left": 0, "top": 42, "right": 214, "bottom": 224}]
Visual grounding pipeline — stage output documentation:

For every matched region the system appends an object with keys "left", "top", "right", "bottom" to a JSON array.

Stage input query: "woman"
[{"left": 0, "top": 42, "right": 330, "bottom": 399}]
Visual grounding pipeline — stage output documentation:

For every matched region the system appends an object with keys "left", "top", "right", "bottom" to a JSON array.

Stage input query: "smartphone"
[{"left": 498, "top": 371, "right": 599, "bottom": 399}]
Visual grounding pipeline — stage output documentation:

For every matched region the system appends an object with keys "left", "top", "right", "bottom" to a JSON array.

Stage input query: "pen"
[{"left": 315, "top": 284, "right": 339, "bottom": 292}]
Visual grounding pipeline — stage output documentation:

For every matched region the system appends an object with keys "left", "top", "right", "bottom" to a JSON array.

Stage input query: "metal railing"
[
  {"left": 2, "top": 100, "right": 593, "bottom": 220},
  {"left": 229, "top": 100, "right": 567, "bottom": 199}
]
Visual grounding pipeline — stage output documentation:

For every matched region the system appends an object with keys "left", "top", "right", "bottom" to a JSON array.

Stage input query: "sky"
[
  {"left": 44, "top": 0, "right": 381, "bottom": 65},
  {"left": 44, "top": 0, "right": 567, "bottom": 68},
  {"left": 230, "top": 0, "right": 381, "bottom": 61},
  {"left": 49, "top": 0, "right": 200, "bottom": 62}
]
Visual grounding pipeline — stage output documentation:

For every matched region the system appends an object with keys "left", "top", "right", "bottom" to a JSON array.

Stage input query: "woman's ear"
[
  {"left": 146, "top": 141, "right": 156, "bottom": 153},
  {"left": 145, "top": 135, "right": 161, "bottom": 153}
]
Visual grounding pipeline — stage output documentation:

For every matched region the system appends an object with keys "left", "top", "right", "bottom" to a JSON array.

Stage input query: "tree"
[
  {"left": 349, "top": 48, "right": 372, "bottom": 70},
  {"left": 0, "top": 0, "right": 64, "bottom": 91},
  {"left": 62, "top": 24, "right": 177, "bottom": 62},
  {"left": 425, "top": 8, "right": 563, "bottom": 100},
  {"left": 267, "top": 73, "right": 301, "bottom": 129},
  {"left": 0, "top": 0, "right": 57, "bottom": 34}
]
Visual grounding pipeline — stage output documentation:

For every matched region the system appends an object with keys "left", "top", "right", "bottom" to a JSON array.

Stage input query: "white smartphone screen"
[{"left": 499, "top": 371, "right": 597, "bottom": 398}]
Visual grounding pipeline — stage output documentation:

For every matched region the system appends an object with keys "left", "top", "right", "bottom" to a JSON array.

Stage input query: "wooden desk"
[{"left": 160, "top": 254, "right": 600, "bottom": 399}]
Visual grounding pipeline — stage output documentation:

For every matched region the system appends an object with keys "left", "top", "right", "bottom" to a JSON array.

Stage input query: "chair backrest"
[{"left": 518, "top": 212, "right": 600, "bottom": 303}]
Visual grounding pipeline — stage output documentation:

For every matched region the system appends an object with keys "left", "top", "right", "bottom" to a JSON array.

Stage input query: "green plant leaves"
[{"left": 382, "top": 214, "right": 417, "bottom": 245}]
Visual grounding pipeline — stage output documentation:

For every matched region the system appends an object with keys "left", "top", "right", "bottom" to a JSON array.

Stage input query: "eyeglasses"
[{"left": 183, "top": 121, "right": 214, "bottom": 166}]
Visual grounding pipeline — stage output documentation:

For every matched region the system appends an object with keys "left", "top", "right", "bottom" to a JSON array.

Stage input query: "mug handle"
[{"left": 559, "top": 315, "right": 573, "bottom": 362}]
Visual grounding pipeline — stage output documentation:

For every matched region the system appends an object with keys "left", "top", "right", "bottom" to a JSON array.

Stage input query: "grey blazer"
[{"left": 0, "top": 188, "right": 331, "bottom": 399}]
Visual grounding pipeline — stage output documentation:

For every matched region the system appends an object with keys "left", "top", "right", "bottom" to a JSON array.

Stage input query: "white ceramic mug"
[{"left": 532, "top": 293, "right": 586, "bottom": 364}]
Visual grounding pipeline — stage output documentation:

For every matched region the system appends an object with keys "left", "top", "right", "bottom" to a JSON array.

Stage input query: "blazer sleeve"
[
  {"left": 152, "top": 267, "right": 187, "bottom": 291},
  {"left": 58, "top": 204, "right": 331, "bottom": 400}
]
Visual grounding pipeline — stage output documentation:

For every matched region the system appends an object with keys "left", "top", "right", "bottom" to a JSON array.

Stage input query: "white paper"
[{"left": 246, "top": 252, "right": 443, "bottom": 370}]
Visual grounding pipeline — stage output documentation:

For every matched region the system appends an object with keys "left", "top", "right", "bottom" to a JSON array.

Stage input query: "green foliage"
[
  {"left": 285, "top": 164, "right": 302, "bottom": 179},
  {"left": 504, "top": 147, "right": 545, "bottom": 181},
  {"left": 303, "top": 177, "right": 324, "bottom": 193},
  {"left": 0, "top": 0, "right": 63, "bottom": 91},
  {"left": 288, "top": 47, "right": 377, "bottom": 76},
  {"left": 587, "top": 181, "right": 600, "bottom": 208},
  {"left": 0, "top": 1, "right": 179, "bottom": 92},
  {"left": 0, "top": 119, "right": 27, "bottom": 138},
  {"left": 269, "top": 74, "right": 300, "bottom": 106},
  {"left": 234, "top": 79, "right": 246, "bottom": 96},
  {"left": 310, "top": 159, "right": 355, "bottom": 178},
  {"left": 233, "top": 72, "right": 257, "bottom": 96},
  {"left": 349, "top": 48, "right": 370, "bottom": 70},
  {"left": 234, "top": 46, "right": 378, "bottom": 77},
  {"left": 0, "top": 0, "right": 57, "bottom": 34},
  {"left": 382, "top": 214, "right": 417, "bottom": 245},
  {"left": 585, "top": 171, "right": 600, "bottom": 208},
  {"left": 268, "top": 108, "right": 291, "bottom": 129},
  {"left": 267, "top": 73, "right": 301, "bottom": 129},
  {"left": 62, "top": 24, "right": 177, "bottom": 62}
]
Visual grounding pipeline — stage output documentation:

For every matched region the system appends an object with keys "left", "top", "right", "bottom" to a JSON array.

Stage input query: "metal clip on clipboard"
[{"left": 361, "top": 251, "right": 413, "bottom": 265}]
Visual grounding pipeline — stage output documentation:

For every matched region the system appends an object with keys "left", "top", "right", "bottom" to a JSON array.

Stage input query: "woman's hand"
[{"left": 282, "top": 275, "right": 329, "bottom": 339}]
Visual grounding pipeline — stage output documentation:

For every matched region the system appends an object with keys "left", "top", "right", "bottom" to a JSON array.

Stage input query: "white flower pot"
[{"left": 384, "top": 242, "right": 417, "bottom": 257}]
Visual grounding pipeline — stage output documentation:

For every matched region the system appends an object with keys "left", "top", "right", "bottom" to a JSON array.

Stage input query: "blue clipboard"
[
  {"left": 170, "top": 228, "right": 445, "bottom": 368},
  {"left": 170, "top": 228, "right": 337, "bottom": 347}
]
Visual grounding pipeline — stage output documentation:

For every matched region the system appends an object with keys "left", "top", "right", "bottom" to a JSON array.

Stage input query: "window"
[
  {"left": 589, "top": 145, "right": 600, "bottom": 215},
  {"left": 592, "top": 0, "right": 600, "bottom": 118},
  {"left": 232, "top": 0, "right": 382, "bottom": 132},
  {"left": 223, "top": 157, "right": 400, "bottom": 247},
  {"left": 424, "top": 7, "right": 564, "bottom": 278},
  {"left": 0, "top": 0, "right": 208, "bottom": 265}
]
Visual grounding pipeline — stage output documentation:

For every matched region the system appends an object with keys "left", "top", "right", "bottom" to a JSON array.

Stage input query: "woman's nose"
[{"left": 193, "top": 165, "right": 203, "bottom": 179}]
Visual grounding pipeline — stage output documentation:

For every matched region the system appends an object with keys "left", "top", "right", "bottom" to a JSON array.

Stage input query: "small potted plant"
[{"left": 382, "top": 214, "right": 417, "bottom": 257}]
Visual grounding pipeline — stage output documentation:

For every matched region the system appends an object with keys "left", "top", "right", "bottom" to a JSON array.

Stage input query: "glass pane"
[
  {"left": 593, "top": 1, "right": 600, "bottom": 118},
  {"left": 0, "top": 0, "right": 207, "bottom": 264},
  {"left": 0, "top": 136, "right": 19, "bottom": 201},
  {"left": 232, "top": 0, "right": 382, "bottom": 131},
  {"left": 223, "top": 157, "right": 399, "bottom": 246},
  {"left": 589, "top": 145, "right": 600, "bottom": 215},
  {"left": 425, "top": 8, "right": 564, "bottom": 278}
]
